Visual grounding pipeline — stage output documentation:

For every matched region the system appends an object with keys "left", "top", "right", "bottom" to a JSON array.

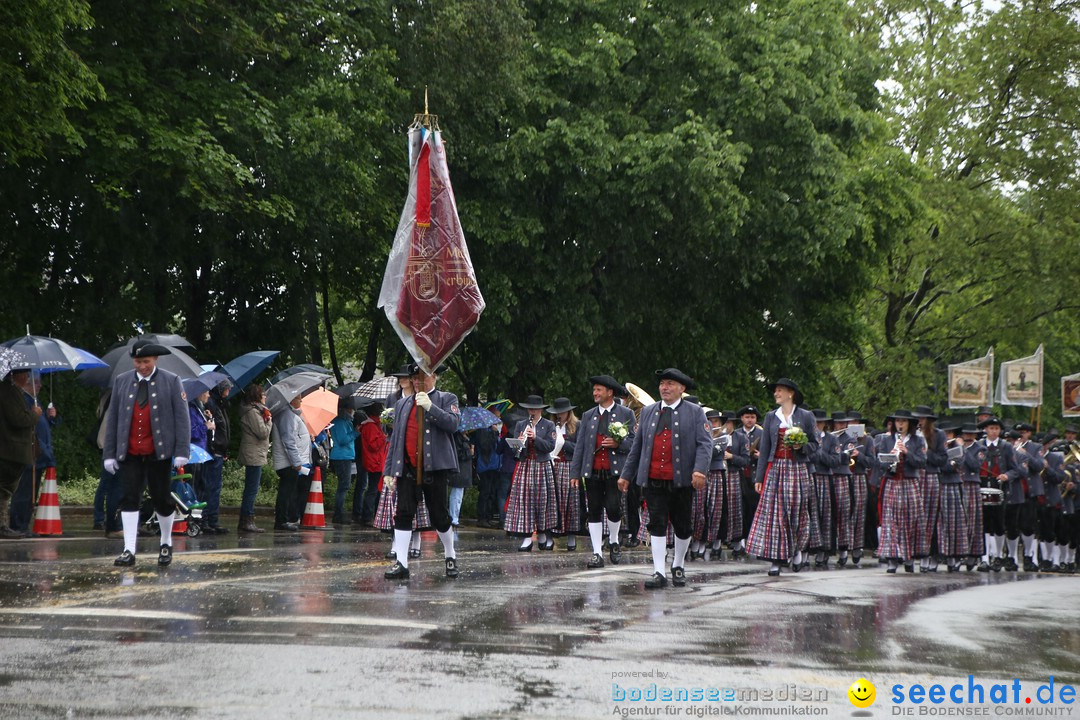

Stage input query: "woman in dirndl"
[
  {"left": 914, "top": 406, "right": 946, "bottom": 571},
  {"left": 808, "top": 409, "right": 839, "bottom": 568},
  {"left": 874, "top": 409, "right": 927, "bottom": 573},
  {"left": 935, "top": 421, "right": 968, "bottom": 572},
  {"left": 956, "top": 423, "right": 985, "bottom": 569},
  {"left": 745, "top": 378, "right": 820, "bottom": 576},
  {"left": 548, "top": 397, "right": 584, "bottom": 551},
  {"left": 502, "top": 395, "right": 559, "bottom": 551}
]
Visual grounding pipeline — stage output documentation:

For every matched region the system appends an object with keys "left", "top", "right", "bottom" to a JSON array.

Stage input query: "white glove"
[
  {"left": 298, "top": 465, "right": 311, "bottom": 476},
  {"left": 383, "top": 475, "right": 396, "bottom": 491},
  {"left": 173, "top": 456, "right": 188, "bottom": 469},
  {"left": 415, "top": 391, "right": 432, "bottom": 410},
  {"left": 104, "top": 459, "right": 119, "bottom": 474}
]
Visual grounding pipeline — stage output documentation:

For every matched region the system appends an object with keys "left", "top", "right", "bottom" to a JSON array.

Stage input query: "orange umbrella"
[{"left": 299, "top": 387, "right": 339, "bottom": 437}]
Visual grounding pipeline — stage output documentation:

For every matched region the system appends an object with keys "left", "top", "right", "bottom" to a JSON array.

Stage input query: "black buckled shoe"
[
  {"left": 408, "top": 548, "right": 421, "bottom": 559},
  {"left": 644, "top": 572, "right": 667, "bottom": 589},
  {"left": 445, "top": 557, "right": 459, "bottom": 578},
  {"left": 158, "top": 544, "right": 172, "bottom": 567},
  {"left": 976, "top": 561, "right": 990, "bottom": 572},
  {"left": 903, "top": 563, "right": 915, "bottom": 573},
  {"left": 671, "top": 566, "right": 686, "bottom": 587},
  {"left": 609, "top": 543, "right": 622, "bottom": 565},
  {"left": 114, "top": 550, "right": 136, "bottom": 567},
  {"left": 384, "top": 561, "right": 410, "bottom": 579},
  {"left": 586, "top": 553, "right": 605, "bottom": 569}
]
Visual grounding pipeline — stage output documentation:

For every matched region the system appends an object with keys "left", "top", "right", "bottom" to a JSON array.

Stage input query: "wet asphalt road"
[{"left": 2, "top": 519, "right": 1080, "bottom": 719}]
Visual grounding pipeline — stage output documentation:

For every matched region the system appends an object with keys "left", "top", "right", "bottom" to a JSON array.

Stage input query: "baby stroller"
[{"left": 140, "top": 469, "right": 207, "bottom": 537}]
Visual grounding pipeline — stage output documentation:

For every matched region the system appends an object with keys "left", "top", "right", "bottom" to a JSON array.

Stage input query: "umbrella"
[
  {"left": 265, "top": 371, "right": 329, "bottom": 415},
  {"left": 268, "top": 364, "right": 333, "bottom": 385},
  {"left": 181, "top": 371, "right": 230, "bottom": 399},
  {"left": 222, "top": 350, "right": 281, "bottom": 390},
  {"left": 1, "top": 335, "right": 107, "bottom": 374},
  {"left": 187, "top": 444, "right": 213, "bottom": 465},
  {"left": 459, "top": 406, "right": 499, "bottom": 432},
  {"left": 299, "top": 387, "right": 339, "bottom": 437},
  {"left": 79, "top": 335, "right": 203, "bottom": 388},
  {"left": 0, "top": 347, "right": 29, "bottom": 379},
  {"left": 334, "top": 382, "right": 362, "bottom": 398},
  {"left": 353, "top": 375, "right": 398, "bottom": 401}
]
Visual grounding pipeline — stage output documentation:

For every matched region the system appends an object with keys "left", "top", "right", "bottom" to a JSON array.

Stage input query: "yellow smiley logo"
[{"left": 848, "top": 678, "right": 876, "bottom": 708}]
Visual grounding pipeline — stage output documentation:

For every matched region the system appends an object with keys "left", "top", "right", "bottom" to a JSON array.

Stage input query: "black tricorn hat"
[
  {"left": 886, "top": 409, "right": 916, "bottom": 421},
  {"left": 767, "top": 378, "right": 803, "bottom": 406},
  {"left": 655, "top": 368, "right": 695, "bottom": 391},
  {"left": 389, "top": 365, "right": 413, "bottom": 378},
  {"left": 705, "top": 408, "right": 722, "bottom": 421},
  {"left": 976, "top": 406, "right": 994, "bottom": 415},
  {"left": 546, "top": 397, "right": 576, "bottom": 414},
  {"left": 1014, "top": 422, "right": 1035, "bottom": 432},
  {"left": 683, "top": 395, "right": 700, "bottom": 405},
  {"left": 407, "top": 362, "right": 447, "bottom": 376},
  {"left": 831, "top": 410, "right": 857, "bottom": 422},
  {"left": 518, "top": 394, "right": 547, "bottom": 409},
  {"left": 978, "top": 416, "right": 1004, "bottom": 429},
  {"left": 588, "top": 375, "right": 626, "bottom": 395},
  {"left": 960, "top": 424, "right": 979, "bottom": 435},
  {"left": 912, "top": 405, "right": 938, "bottom": 420},
  {"left": 737, "top": 405, "right": 760, "bottom": 418},
  {"left": 130, "top": 340, "right": 171, "bottom": 358}
]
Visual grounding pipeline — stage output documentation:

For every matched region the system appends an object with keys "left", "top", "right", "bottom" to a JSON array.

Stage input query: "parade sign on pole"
[
  {"left": 378, "top": 113, "right": 485, "bottom": 374},
  {"left": 1062, "top": 372, "right": 1080, "bottom": 417},
  {"left": 995, "top": 344, "right": 1044, "bottom": 407},
  {"left": 948, "top": 348, "right": 994, "bottom": 409}
]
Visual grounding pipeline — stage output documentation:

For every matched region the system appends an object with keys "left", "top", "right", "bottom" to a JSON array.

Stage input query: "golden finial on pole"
[{"left": 411, "top": 86, "right": 439, "bottom": 131}]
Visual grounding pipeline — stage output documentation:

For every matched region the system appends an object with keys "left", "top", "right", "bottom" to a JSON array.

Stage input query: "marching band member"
[
  {"left": 503, "top": 395, "right": 559, "bottom": 551},
  {"left": 808, "top": 409, "right": 838, "bottom": 569},
  {"left": 956, "top": 424, "right": 985, "bottom": 570},
  {"left": 829, "top": 411, "right": 861, "bottom": 568},
  {"left": 875, "top": 410, "right": 926, "bottom": 574},
  {"left": 849, "top": 411, "right": 874, "bottom": 568},
  {"left": 977, "top": 417, "right": 1023, "bottom": 571},
  {"left": 704, "top": 409, "right": 743, "bottom": 560},
  {"left": 569, "top": 376, "right": 636, "bottom": 568},
  {"left": 1013, "top": 423, "right": 1045, "bottom": 571},
  {"left": 727, "top": 405, "right": 760, "bottom": 556},
  {"left": 548, "top": 397, "right": 583, "bottom": 551},
  {"left": 914, "top": 406, "right": 945, "bottom": 572},
  {"left": 620, "top": 369, "right": 712, "bottom": 588},
  {"left": 745, "top": 378, "right": 819, "bottom": 577},
  {"left": 1041, "top": 440, "right": 1067, "bottom": 571},
  {"left": 933, "top": 420, "right": 967, "bottom": 572}
]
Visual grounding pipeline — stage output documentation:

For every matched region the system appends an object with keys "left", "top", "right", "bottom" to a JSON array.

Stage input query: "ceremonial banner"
[
  {"left": 1062, "top": 372, "right": 1080, "bottom": 417},
  {"left": 947, "top": 348, "right": 994, "bottom": 409},
  {"left": 995, "top": 344, "right": 1044, "bottom": 407},
  {"left": 379, "top": 125, "right": 485, "bottom": 373}
]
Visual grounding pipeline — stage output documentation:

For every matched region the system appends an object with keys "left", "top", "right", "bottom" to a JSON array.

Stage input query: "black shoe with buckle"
[
  {"left": 587, "top": 553, "right": 604, "bottom": 569},
  {"left": 384, "top": 561, "right": 410, "bottom": 579},
  {"left": 385, "top": 549, "right": 397, "bottom": 559},
  {"left": 644, "top": 572, "right": 667, "bottom": 589},
  {"left": 114, "top": 550, "right": 136, "bottom": 567},
  {"left": 609, "top": 543, "right": 622, "bottom": 565},
  {"left": 158, "top": 544, "right": 172, "bottom": 567},
  {"left": 408, "top": 548, "right": 421, "bottom": 559},
  {"left": 671, "top": 566, "right": 686, "bottom": 587},
  {"left": 445, "top": 557, "right": 459, "bottom": 578}
]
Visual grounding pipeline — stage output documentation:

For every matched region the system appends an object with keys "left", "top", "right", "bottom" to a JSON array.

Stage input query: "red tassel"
[{"left": 416, "top": 140, "right": 431, "bottom": 228}]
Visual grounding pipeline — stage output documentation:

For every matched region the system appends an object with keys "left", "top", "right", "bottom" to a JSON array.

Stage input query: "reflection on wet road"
[{"left": 1, "top": 520, "right": 1078, "bottom": 718}]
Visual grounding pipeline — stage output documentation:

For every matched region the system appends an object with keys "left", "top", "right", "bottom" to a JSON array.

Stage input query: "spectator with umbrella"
[
  {"left": 102, "top": 340, "right": 190, "bottom": 567},
  {"left": 203, "top": 375, "right": 233, "bottom": 534},
  {"left": 328, "top": 396, "right": 359, "bottom": 525},
  {"left": 7, "top": 371, "right": 60, "bottom": 534},
  {"left": 237, "top": 384, "right": 272, "bottom": 533},
  {"left": 0, "top": 348, "right": 38, "bottom": 539},
  {"left": 271, "top": 396, "right": 312, "bottom": 531}
]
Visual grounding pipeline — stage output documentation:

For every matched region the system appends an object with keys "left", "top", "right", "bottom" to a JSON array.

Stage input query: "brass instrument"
[{"left": 624, "top": 382, "right": 655, "bottom": 424}]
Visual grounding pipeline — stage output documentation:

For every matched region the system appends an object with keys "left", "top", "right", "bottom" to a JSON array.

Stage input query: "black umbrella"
[{"left": 268, "top": 364, "right": 333, "bottom": 385}]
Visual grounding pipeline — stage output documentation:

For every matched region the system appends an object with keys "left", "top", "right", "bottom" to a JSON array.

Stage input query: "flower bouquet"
[
  {"left": 783, "top": 427, "right": 808, "bottom": 448},
  {"left": 607, "top": 420, "right": 629, "bottom": 443},
  {"left": 380, "top": 407, "right": 395, "bottom": 426}
]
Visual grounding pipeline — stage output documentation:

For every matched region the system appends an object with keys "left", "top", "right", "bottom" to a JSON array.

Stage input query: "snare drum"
[{"left": 980, "top": 487, "right": 1004, "bottom": 506}]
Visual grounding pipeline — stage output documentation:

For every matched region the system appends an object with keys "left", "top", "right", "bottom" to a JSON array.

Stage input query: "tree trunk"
[{"left": 320, "top": 261, "right": 342, "bottom": 385}]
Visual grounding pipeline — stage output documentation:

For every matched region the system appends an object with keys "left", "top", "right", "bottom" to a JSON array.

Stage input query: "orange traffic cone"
[
  {"left": 300, "top": 466, "right": 329, "bottom": 529},
  {"left": 32, "top": 467, "right": 62, "bottom": 536}
]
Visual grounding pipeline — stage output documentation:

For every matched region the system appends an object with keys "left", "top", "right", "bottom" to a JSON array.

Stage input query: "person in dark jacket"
[
  {"left": 202, "top": 380, "right": 232, "bottom": 533},
  {"left": 0, "top": 369, "right": 38, "bottom": 538}
]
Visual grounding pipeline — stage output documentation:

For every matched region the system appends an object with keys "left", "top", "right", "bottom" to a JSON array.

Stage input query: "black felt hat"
[
  {"left": 129, "top": 340, "right": 171, "bottom": 358},
  {"left": 655, "top": 368, "right": 695, "bottom": 391},
  {"left": 766, "top": 378, "right": 804, "bottom": 406},
  {"left": 518, "top": 394, "right": 548, "bottom": 409},
  {"left": 588, "top": 375, "right": 627, "bottom": 395},
  {"left": 546, "top": 397, "right": 577, "bottom": 414}
]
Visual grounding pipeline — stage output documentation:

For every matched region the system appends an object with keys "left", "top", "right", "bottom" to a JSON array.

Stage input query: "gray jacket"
[
  {"left": 622, "top": 400, "right": 713, "bottom": 489},
  {"left": 271, "top": 407, "right": 311, "bottom": 470},
  {"left": 383, "top": 390, "right": 461, "bottom": 476},
  {"left": 753, "top": 407, "right": 820, "bottom": 486},
  {"left": 238, "top": 401, "right": 272, "bottom": 467},
  {"left": 569, "top": 403, "right": 637, "bottom": 480},
  {"left": 103, "top": 368, "right": 190, "bottom": 462}
]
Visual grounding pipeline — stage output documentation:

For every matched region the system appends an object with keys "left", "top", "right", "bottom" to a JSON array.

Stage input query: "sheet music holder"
[{"left": 947, "top": 445, "right": 965, "bottom": 461}]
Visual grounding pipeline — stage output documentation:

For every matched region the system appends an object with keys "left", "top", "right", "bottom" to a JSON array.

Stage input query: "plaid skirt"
[
  {"left": 880, "top": 475, "right": 924, "bottom": 561},
  {"left": 552, "top": 459, "right": 584, "bottom": 535},
  {"left": 690, "top": 485, "right": 708, "bottom": 541},
  {"left": 832, "top": 474, "right": 854, "bottom": 550},
  {"left": 373, "top": 484, "right": 431, "bottom": 531},
  {"left": 705, "top": 469, "right": 743, "bottom": 543},
  {"left": 504, "top": 457, "right": 558, "bottom": 537},
  {"left": 915, "top": 473, "right": 941, "bottom": 557},
  {"left": 937, "top": 483, "right": 966, "bottom": 556},
  {"left": 808, "top": 473, "right": 832, "bottom": 551},
  {"left": 961, "top": 482, "right": 986, "bottom": 556},
  {"left": 746, "top": 459, "right": 811, "bottom": 562},
  {"left": 849, "top": 474, "right": 868, "bottom": 551}
]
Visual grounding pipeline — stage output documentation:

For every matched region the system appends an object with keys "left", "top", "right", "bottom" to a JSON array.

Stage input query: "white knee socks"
[
  {"left": 650, "top": 536, "right": 667, "bottom": 576},
  {"left": 157, "top": 512, "right": 174, "bottom": 547},
  {"left": 673, "top": 536, "right": 690, "bottom": 569},
  {"left": 121, "top": 511, "right": 140, "bottom": 555},
  {"left": 589, "top": 522, "right": 604, "bottom": 555},
  {"left": 393, "top": 529, "right": 412, "bottom": 568},
  {"left": 436, "top": 528, "right": 455, "bottom": 560}
]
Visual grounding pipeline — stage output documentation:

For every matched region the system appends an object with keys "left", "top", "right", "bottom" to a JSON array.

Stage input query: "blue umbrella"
[
  {"left": 187, "top": 444, "right": 213, "bottom": 465},
  {"left": 181, "top": 371, "right": 230, "bottom": 399},
  {"left": 222, "top": 350, "right": 281, "bottom": 390},
  {"left": 2, "top": 335, "right": 107, "bottom": 374},
  {"left": 459, "top": 406, "right": 500, "bottom": 432}
]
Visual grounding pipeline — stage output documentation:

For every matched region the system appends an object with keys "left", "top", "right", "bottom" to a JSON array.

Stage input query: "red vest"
[
  {"left": 593, "top": 433, "right": 610, "bottom": 471},
  {"left": 648, "top": 428, "right": 674, "bottom": 480},
  {"left": 405, "top": 402, "right": 419, "bottom": 468},
  {"left": 128, "top": 401, "right": 155, "bottom": 456}
]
